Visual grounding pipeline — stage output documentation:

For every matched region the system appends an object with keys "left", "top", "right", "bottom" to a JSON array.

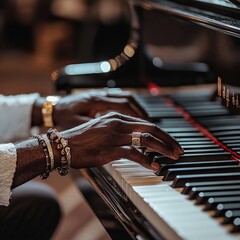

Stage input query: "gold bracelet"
[{"left": 42, "top": 96, "right": 60, "bottom": 127}]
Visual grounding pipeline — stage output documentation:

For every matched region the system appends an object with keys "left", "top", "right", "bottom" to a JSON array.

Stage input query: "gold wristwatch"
[{"left": 42, "top": 96, "right": 60, "bottom": 127}]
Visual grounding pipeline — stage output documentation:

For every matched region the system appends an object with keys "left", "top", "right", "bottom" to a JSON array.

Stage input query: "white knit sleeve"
[
  {"left": 0, "top": 143, "right": 17, "bottom": 206},
  {"left": 0, "top": 93, "right": 40, "bottom": 143}
]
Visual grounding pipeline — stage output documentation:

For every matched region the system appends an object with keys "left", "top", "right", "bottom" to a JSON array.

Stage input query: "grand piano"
[{"left": 53, "top": 0, "right": 240, "bottom": 239}]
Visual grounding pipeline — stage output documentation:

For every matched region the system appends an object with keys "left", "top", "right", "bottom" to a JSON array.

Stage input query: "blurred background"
[
  {"left": 0, "top": 0, "right": 227, "bottom": 97},
  {"left": 0, "top": 0, "right": 131, "bottom": 96}
]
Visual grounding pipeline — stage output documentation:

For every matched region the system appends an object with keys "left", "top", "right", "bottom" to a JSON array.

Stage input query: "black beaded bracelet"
[{"left": 33, "top": 134, "right": 51, "bottom": 179}]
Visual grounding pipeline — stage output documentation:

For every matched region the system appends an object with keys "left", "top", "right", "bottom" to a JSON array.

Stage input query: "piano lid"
[{"left": 134, "top": 0, "right": 240, "bottom": 38}]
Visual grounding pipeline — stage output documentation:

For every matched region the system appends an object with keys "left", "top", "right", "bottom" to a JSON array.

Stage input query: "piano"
[{"left": 53, "top": 0, "right": 240, "bottom": 239}]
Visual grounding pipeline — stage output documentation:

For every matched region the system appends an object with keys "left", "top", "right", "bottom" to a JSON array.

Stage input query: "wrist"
[
  {"left": 31, "top": 97, "right": 45, "bottom": 126},
  {"left": 31, "top": 96, "right": 61, "bottom": 127}
]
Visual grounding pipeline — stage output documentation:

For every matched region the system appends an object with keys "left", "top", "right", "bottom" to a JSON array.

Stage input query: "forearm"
[
  {"left": 12, "top": 138, "right": 46, "bottom": 188},
  {"left": 12, "top": 133, "right": 63, "bottom": 188}
]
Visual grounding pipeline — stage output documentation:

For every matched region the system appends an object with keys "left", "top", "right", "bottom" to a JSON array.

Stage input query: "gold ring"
[{"left": 132, "top": 132, "right": 141, "bottom": 147}]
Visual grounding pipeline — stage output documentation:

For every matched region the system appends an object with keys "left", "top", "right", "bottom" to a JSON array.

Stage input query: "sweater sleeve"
[
  {"left": 0, "top": 143, "right": 17, "bottom": 206},
  {"left": 0, "top": 93, "right": 40, "bottom": 143}
]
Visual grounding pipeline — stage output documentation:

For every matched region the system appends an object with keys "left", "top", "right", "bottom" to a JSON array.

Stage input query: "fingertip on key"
[
  {"left": 180, "top": 146, "right": 184, "bottom": 155},
  {"left": 151, "top": 161, "right": 160, "bottom": 171},
  {"left": 173, "top": 149, "right": 180, "bottom": 160}
]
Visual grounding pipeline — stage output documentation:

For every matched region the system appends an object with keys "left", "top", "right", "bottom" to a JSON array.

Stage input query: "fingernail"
[
  {"left": 173, "top": 149, "right": 180, "bottom": 159},
  {"left": 151, "top": 162, "right": 160, "bottom": 171},
  {"left": 179, "top": 146, "right": 184, "bottom": 154}
]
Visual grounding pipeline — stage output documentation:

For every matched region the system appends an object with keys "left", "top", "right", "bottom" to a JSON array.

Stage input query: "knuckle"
[
  {"left": 142, "top": 132, "right": 152, "bottom": 140},
  {"left": 107, "top": 112, "right": 121, "bottom": 118},
  {"left": 107, "top": 118, "right": 124, "bottom": 128},
  {"left": 141, "top": 133, "right": 152, "bottom": 146}
]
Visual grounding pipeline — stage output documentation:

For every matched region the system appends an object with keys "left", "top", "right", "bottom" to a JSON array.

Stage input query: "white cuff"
[
  {"left": 0, "top": 93, "right": 40, "bottom": 143},
  {"left": 0, "top": 143, "right": 17, "bottom": 206}
]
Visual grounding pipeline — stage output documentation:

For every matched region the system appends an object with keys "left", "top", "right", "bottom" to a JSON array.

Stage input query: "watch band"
[{"left": 42, "top": 96, "right": 60, "bottom": 127}]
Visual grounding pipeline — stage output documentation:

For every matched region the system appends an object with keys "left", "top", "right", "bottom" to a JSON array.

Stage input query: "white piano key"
[{"left": 104, "top": 159, "right": 239, "bottom": 240}]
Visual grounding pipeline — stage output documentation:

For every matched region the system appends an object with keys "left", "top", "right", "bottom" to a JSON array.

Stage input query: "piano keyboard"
[{"left": 103, "top": 90, "right": 240, "bottom": 240}]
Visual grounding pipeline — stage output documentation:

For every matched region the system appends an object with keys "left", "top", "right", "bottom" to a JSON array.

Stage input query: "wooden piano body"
[{"left": 54, "top": 1, "right": 240, "bottom": 239}]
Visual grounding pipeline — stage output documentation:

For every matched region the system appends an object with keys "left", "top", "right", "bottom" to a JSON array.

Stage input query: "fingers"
[
  {"left": 139, "top": 132, "right": 181, "bottom": 160},
  {"left": 93, "top": 96, "right": 148, "bottom": 120},
  {"left": 125, "top": 96, "right": 151, "bottom": 121},
  {"left": 111, "top": 132, "right": 181, "bottom": 160},
  {"left": 100, "top": 113, "right": 184, "bottom": 159},
  {"left": 106, "top": 91, "right": 151, "bottom": 121},
  {"left": 107, "top": 93, "right": 150, "bottom": 121},
  {"left": 113, "top": 146, "right": 160, "bottom": 171}
]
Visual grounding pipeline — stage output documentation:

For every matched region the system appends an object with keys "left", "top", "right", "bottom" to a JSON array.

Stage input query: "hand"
[
  {"left": 53, "top": 90, "right": 150, "bottom": 129},
  {"left": 61, "top": 112, "right": 184, "bottom": 171}
]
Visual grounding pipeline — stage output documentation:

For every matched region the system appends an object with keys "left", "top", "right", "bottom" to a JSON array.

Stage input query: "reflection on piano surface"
[{"left": 54, "top": 0, "right": 240, "bottom": 239}]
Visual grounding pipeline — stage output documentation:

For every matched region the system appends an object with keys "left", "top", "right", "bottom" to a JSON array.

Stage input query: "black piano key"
[
  {"left": 170, "top": 133, "right": 205, "bottom": 138},
  {"left": 182, "top": 144, "right": 222, "bottom": 149},
  {"left": 232, "top": 147, "right": 240, "bottom": 151},
  {"left": 175, "top": 138, "right": 211, "bottom": 142},
  {"left": 218, "top": 136, "right": 240, "bottom": 141},
  {"left": 196, "top": 191, "right": 240, "bottom": 205},
  {"left": 214, "top": 131, "right": 240, "bottom": 137},
  {"left": 179, "top": 153, "right": 231, "bottom": 158},
  {"left": 178, "top": 141, "right": 214, "bottom": 145},
  {"left": 182, "top": 180, "right": 240, "bottom": 194},
  {"left": 186, "top": 110, "right": 229, "bottom": 118},
  {"left": 214, "top": 203, "right": 240, "bottom": 217},
  {"left": 226, "top": 144, "right": 240, "bottom": 148},
  {"left": 164, "top": 165, "right": 240, "bottom": 181},
  {"left": 222, "top": 140, "right": 240, "bottom": 144},
  {"left": 205, "top": 196, "right": 240, "bottom": 210},
  {"left": 204, "top": 120, "right": 240, "bottom": 126},
  {"left": 189, "top": 185, "right": 240, "bottom": 199},
  {"left": 209, "top": 126, "right": 240, "bottom": 132},
  {"left": 158, "top": 160, "right": 238, "bottom": 176},
  {"left": 159, "top": 127, "right": 199, "bottom": 133},
  {"left": 148, "top": 112, "right": 182, "bottom": 119},
  {"left": 154, "top": 152, "right": 232, "bottom": 165},
  {"left": 172, "top": 172, "right": 240, "bottom": 188},
  {"left": 183, "top": 149, "right": 225, "bottom": 153},
  {"left": 223, "top": 210, "right": 240, "bottom": 224}
]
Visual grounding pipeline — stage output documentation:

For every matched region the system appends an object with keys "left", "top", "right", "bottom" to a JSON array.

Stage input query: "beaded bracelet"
[
  {"left": 42, "top": 134, "right": 55, "bottom": 171},
  {"left": 47, "top": 128, "right": 71, "bottom": 176},
  {"left": 33, "top": 134, "right": 51, "bottom": 179}
]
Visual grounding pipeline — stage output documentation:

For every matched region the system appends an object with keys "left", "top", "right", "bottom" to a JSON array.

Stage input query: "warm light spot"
[
  {"left": 108, "top": 59, "right": 117, "bottom": 71},
  {"left": 51, "top": 70, "right": 59, "bottom": 81},
  {"left": 124, "top": 44, "right": 135, "bottom": 57}
]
